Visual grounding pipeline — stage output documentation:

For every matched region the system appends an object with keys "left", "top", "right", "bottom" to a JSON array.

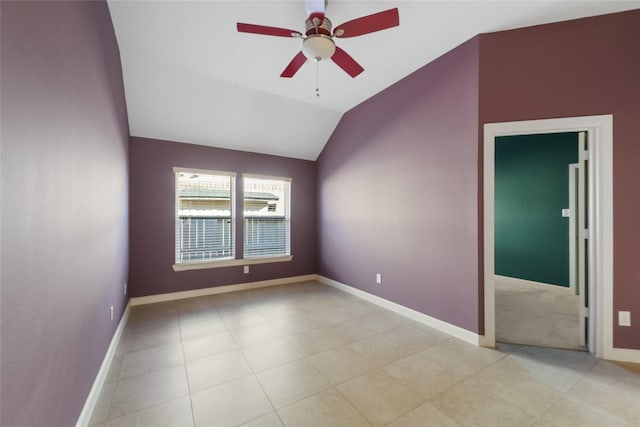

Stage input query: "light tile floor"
[{"left": 89, "top": 281, "right": 640, "bottom": 427}]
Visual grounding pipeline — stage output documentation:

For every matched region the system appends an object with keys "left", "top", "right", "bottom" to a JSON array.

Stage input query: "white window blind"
[
  {"left": 243, "top": 176, "right": 290, "bottom": 259},
  {"left": 175, "top": 169, "right": 235, "bottom": 264}
]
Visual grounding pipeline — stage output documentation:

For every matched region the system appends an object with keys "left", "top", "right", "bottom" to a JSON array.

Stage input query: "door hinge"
[
  {"left": 582, "top": 150, "right": 589, "bottom": 161},
  {"left": 582, "top": 307, "right": 590, "bottom": 318},
  {"left": 581, "top": 228, "right": 590, "bottom": 239}
]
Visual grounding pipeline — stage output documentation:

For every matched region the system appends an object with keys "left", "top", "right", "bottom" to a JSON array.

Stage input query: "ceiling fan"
[{"left": 236, "top": 0, "right": 399, "bottom": 78}]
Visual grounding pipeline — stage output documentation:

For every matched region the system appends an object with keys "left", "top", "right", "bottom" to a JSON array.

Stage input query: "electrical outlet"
[
  {"left": 376, "top": 273, "right": 382, "bottom": 285},
  {"left": 124, "top": 282, "right": 127, "bottom": 296},
  {"left": 110, "top": 305, "right": 114, "bottom": 321},
  {"left": 243, "top": 265, "right": 250, "bottom": 274},
  {"left": 618, "top": 311, "right": 631, "bottom": 327}
]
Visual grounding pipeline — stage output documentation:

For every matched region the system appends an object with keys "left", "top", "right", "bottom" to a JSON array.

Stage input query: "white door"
[{"left": 567, "top": 132, "right": 592, "bottom": 351}]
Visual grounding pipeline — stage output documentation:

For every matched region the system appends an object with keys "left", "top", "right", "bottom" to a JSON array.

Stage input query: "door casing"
[{"left": 482, "top": 115, "right": 613, "bottom": 358}]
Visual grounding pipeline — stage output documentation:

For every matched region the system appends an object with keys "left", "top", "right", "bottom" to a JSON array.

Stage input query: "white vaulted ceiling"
[{"left": 107, "top": 1, "right": 639, "bottom": 160}]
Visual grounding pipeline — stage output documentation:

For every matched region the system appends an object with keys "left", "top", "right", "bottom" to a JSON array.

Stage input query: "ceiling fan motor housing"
[
  {"left": 302, "top": 15, "right": 335, "bottom": 60},
  {"left": 305, "top": 14, "right": 332, "bottom": 36}
]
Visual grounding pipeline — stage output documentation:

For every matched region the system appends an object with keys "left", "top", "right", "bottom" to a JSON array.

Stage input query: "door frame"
[{"left": 482, "top": 115, "right": 613, "bottom": 358}]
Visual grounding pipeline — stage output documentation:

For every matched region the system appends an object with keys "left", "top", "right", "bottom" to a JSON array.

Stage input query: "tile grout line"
[
  {"left": 96, "top": 316, "right": 136, "bottom": 426},
  {"left": 227, "top": 312, "right": 286, "bottom": 426},
  {"left": 177, "top": 309, "right": 199, "bottom": 427},
  {"left": 467, "top": 346, "right": 596, "bottom": 426},
  {"left": 257, "top": 310, "right": 378, "bottom": 423},
  {"left": 531, "top": 355, "right": 603, "bottom": 425},
  {"left": 533, "top": 357, "right": 596, "bottom": 426},
  {"left": 377, "top": 343, "right": 511, "bottom": 426},
  {"left": 275, "top": 322, "right": 450, "bottom": 426},
  {"left": 98, "top": 310, "right": 173, "bottom": 426},
  {"left": 458, "top": 352, "right": 544, "bottom": 423},
  {"left": 237, "top": 339, "right": 283, "bottom": 424},
  {"left": 102, "top": 309, "right": 194, "bottom": 425}
]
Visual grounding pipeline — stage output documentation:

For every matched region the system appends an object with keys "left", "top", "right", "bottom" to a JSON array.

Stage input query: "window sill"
[{"left": 172, "top": 255, "right": 293, "bottom": 272}]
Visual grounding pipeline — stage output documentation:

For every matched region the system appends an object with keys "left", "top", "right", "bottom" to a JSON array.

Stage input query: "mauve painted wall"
[
  {"left": 479, "top": 10, "right": 640, "bottom": 349},
  {"left": 1, "top": 2, "right": 129, "bottom": 426},
  {"left": 317, "top": 38, "right": 481, "bottom": 333},
  {"left": 129, "top": 137, "right": 317, "bottom": 297}
]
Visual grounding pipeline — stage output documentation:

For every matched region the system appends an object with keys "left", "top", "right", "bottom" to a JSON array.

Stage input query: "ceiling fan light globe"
[{"left": 302, "top": 35, "right": 336, "bottom": 60}]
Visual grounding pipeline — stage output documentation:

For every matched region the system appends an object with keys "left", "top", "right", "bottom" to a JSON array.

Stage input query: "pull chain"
[{"left": 315, "top": 59, "right": 320, "bottom": 98}]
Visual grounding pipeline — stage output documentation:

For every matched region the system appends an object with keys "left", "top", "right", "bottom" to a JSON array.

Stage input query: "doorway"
[
  {"left": 482, "top": 115, "right": 614, "bottom": 358},
  {"left": 493, "top": 132, "right": 582, "bottom": 350}
]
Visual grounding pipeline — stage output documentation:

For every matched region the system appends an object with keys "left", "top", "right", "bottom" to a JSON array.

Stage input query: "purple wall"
[
  {"left": 1, "top": 2, "right": 129, "bottom": 426},
  {"left": 318, "top": 10, "right": 639, "bottom": 347},
  {"left": 129, "top": 137, "right": 317, "bottom": 297},
  {"left": 317, "top": 38, "right": 481, "bottom": 333},
  {"left": 479, "top": 10, "right": 640, "bottom": 349}
]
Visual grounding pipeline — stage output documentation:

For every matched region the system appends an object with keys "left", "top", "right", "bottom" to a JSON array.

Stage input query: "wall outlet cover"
[{"left": 618, "top": 311, "right": 631, "bottom": 327}]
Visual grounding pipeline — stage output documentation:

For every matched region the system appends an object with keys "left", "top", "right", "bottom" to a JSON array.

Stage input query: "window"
[
  {"left": 243, "top": 175, "right": 291, "bottom": 259},
  {"left": 174, "top": 168, "right": 235, "bottom": 265},
  {"left": 173, "top": 169, "right": 292, "bottom": 271}
]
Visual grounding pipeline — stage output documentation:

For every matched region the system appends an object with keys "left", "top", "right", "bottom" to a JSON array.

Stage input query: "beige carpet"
[{"left": 495, "top": 276, "right": 582, "bottom": 350}]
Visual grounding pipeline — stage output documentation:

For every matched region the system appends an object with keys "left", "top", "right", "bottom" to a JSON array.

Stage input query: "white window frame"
[
  {"left": 242, "top": 173, "right": 292, "bottom": 261},
  {"left": 173, "top": 167, "right": 236, "bottom": 271},
  {"left": 172, "top": 169, "right": 293, "bottom": 272}
]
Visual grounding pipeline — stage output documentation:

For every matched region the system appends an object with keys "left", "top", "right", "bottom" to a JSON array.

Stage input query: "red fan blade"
[
  {"left": 334, "top": 8, "right": 399, "bottom": 38},
  {"left": 331, "top": 46, "right": 364, "bottom": 78},
  {"left": 237, "top": 23, "right": 301, "bottom": 38},
  {"left": 281, "top": 51, "right": 307, "bottom": 78}
]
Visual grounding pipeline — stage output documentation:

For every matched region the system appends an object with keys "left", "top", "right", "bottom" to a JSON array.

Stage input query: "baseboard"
[
  {"left": 317, "top": 275, "right": 481, "bottom": 346},
  {"left": 603, "top": 346, "right": 640, "bottom": 363},
  {"left": 130, "top": 274, "right": 318, "bottom": 306},
  {"left": 76, "top": 302, "right": 131, "bottom": 427}
]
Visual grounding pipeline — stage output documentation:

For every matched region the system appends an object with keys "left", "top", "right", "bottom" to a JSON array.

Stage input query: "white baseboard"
[
  {"left": 76, "top": 302, "right": 131, "bottom": 427},
  {"left": 316, "top": 275, "right": 481, "bottom": 346},
  {"left": 603, "top": 346, "right": 640, "bottom": 363},
  {"left": 130, "top": 274, "right": 318, "bottom": 306}
]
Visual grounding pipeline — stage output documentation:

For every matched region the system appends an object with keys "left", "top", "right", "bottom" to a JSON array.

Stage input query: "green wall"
[{"left": 495, "top": 133, "right": 578, "bottom": 287}]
